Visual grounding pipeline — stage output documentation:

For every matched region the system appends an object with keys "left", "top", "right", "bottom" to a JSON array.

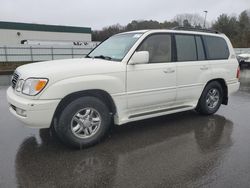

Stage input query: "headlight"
[
  {"left": 22, "top": 78, "right": 48, "bottom": 96},
  {"left": 16, "top": 79, "right": 24, "bottom": 92}
]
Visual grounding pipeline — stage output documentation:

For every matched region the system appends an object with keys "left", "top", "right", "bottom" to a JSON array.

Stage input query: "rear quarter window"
[{"left": 203, "top": 35, "right": 229, "bottom": 60}]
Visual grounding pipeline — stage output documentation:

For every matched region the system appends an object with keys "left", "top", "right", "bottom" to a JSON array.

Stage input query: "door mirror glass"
[{"left": 129, "top": 51, "right": 149, "bottom": 65}]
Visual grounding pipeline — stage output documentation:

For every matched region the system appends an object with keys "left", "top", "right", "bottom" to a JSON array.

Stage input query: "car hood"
[
  {"left": 238, "top": 53, "right": 250, "bottom": 58},
  {"left": 15, "top": 58, "right": 126, "bottom": 81},
  {"left": 238, "top": 53, "right": 250, "bottom": 60}
]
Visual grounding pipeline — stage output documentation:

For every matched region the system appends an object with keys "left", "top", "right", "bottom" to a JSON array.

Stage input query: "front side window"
[
  {"left": 137, "top": 34, "right": 172, "bottom": 63},
  {"left": 175, "top": 35, "right": 197, "bottom": 61},
  {"left": 87, "top": 33, "right": 143, "bottom": 61},
  {"left": 203, "top": 36, "right": 229, "bottom": 60}
]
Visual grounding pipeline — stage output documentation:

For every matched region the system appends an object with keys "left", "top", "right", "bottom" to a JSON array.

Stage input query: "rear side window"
[
  {"left": 175, "top": 35, "right": 197, "bottom": 61},
  {"left": 203, "top": 36, "right": 229, "bottom": 60},
  {"left": 195, "top": 36, "right": 205, "bottom": 60},
  {"left": 137, "top": 34, "right": 171, "bottom": 63}
]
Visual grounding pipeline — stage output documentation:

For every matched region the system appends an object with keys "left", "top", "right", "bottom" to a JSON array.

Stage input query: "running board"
[{"left": 128, "top": 105, "right": 192, "bottom": 119}]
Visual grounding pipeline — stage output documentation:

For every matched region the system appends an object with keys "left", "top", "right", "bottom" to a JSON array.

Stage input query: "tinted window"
[
  {"left": 203, "top": 36, "right": 229, "bottom": 60},
  {"left": 137, "top": 34, "right": 171, "bottom": 63},
  {"left": 175, "top": 35, "right": 197, "bottom": 61},
  {"left": 195, "top": 36, "right": 205, "bottom": 60}
]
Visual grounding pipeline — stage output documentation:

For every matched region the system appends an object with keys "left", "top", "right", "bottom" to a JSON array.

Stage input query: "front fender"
[{"left": 39, "top": 74, "right": 125, "bottom": 99}]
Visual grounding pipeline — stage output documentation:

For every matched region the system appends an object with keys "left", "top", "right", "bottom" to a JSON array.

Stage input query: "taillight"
[{"left": 236, "top": 66, "right": 240, "bottom": 79}]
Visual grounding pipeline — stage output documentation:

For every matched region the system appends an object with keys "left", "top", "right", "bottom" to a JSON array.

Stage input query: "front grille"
[{"left": 11, "top": 72, "right": 19, "bottom": 89}]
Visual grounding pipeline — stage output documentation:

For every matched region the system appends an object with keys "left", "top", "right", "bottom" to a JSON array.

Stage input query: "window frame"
[
  {"left": 195, "top": 35, "right": 207, "bottom": 61},
  {"left": 128, "top": 32, "right": 229, "bottom": 64}
]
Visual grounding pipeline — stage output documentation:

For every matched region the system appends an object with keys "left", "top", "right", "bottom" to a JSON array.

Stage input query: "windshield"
[{"left": 87, "top": 33, "right": 143, "bottom": 61}]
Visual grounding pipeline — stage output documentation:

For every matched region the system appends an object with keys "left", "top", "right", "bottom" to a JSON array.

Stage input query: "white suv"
[{"left": 7, "top": 29, "right": 240, "bottom": 148}]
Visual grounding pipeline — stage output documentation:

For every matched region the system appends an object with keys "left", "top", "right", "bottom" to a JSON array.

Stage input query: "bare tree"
[{"left": 173, "top": 13, "right": 207, "bottom": 27}]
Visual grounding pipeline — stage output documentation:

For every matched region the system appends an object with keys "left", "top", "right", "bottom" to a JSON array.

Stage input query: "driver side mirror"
[{"left": 129, "top": 51, "right": 149, "bottom": 65}]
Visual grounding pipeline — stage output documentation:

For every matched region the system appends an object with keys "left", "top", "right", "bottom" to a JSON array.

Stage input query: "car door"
[
  {"left": 175, "top": 34, "right": 212, "bottom": 105},
  {"left": 126, "top": 33, "right": 177, "bottom": 113}
]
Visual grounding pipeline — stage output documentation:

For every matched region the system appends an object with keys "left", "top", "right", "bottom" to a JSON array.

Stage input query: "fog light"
[{"left": 16, "top": 107, "right": 27, "bottom": 117}]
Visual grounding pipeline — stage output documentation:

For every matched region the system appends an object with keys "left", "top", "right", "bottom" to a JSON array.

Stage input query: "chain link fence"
[
  {"left": 0, "top": 45, "right": 249, "bottom": 64},
  {"left": 0, "top": 45, "right": 94, "bottom": 63}
]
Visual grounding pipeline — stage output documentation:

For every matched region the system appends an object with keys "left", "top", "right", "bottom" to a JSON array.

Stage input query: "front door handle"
[{"left": 163, "top": 69, "right": 175, "bottom": 74}]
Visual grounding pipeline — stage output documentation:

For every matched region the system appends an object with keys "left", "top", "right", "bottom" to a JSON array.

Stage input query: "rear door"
[{"left": 175, "top": 34, "right": 212, "bottom": 105}]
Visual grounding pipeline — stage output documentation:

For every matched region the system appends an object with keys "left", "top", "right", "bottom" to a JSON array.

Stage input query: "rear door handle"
[
  {"left": 200, "top": 66, "right": 209, "bottom": 70},
  {"left": 163, "top": 69, "right": 175, "bottom": 74}
]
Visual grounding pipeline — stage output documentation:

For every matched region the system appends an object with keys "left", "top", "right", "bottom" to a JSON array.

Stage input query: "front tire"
[
  {"left": 55, "top": 96, "right": 111, "bottom": 149},
  {"left": 196, "top": 81, "right": 223, "bottom": 115}
]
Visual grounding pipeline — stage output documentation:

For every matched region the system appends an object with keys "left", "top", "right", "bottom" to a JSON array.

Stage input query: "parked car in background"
[
  {"left": 237, "top": 53, "right": 250, "bottom": 68},
  {"left": 7, "top": 29, "right": 240, "bottom": 148}
]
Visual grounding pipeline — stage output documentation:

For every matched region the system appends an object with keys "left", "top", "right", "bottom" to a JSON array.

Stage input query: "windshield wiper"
[{"left": 93, "top": 55, "right": 112, "bottom": 60}]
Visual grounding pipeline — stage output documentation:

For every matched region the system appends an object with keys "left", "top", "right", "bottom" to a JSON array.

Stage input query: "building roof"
[{"left": 0, "top": 21, "right": 91, "bottom": 34}]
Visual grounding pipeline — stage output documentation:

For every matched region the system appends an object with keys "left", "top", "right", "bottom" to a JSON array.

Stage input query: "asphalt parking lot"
[{"left": 0, "top": 70, "right": 250, "bottom": 188}]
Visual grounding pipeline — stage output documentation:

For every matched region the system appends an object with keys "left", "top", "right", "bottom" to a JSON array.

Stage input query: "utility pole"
[{"left": 203, "top": 10, "right": 208, "bottom": 28}]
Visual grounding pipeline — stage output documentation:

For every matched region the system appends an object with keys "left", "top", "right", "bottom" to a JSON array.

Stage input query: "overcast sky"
[{"left": 0, "top": 0, "right": 249, "bottom": 30}]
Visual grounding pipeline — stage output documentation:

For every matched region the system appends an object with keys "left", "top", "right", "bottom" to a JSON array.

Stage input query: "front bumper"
[{"left": 6, "top": 87, "right": 60, "bottom": 128}]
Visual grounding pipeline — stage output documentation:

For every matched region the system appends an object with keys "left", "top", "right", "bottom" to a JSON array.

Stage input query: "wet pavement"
[{"left": 0, "top": 70, "right": 250, "bottom": 188}]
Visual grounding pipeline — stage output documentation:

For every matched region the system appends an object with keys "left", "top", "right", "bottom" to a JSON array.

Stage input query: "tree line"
[{"left": 92, "top": 10, "right": 250, "bottom": 48}]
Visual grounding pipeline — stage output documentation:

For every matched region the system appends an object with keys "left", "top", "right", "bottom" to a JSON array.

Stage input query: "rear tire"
[
  {"left": 54, "top": 96, "right": 111, "bottom": 149},
  {"left": 196, "top": 81, "right": 223, "bottom": 115}
]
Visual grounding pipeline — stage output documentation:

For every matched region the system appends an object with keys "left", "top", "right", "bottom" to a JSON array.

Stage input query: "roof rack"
[{"left": 171, "top": 26, "right": 221, "bottom": 34}]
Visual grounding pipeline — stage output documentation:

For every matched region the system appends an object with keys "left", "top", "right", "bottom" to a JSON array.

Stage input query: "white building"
[{"left": 0, "top": 21, "right": 92, "bottom": 45}]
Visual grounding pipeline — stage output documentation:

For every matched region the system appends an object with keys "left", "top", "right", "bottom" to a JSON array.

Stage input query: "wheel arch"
[
  {"left": 51, "top": 89, "right": 117, "bottom": 127},
  {"left": 204, "top": 78, "right": 228, "bottom": 105}
]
